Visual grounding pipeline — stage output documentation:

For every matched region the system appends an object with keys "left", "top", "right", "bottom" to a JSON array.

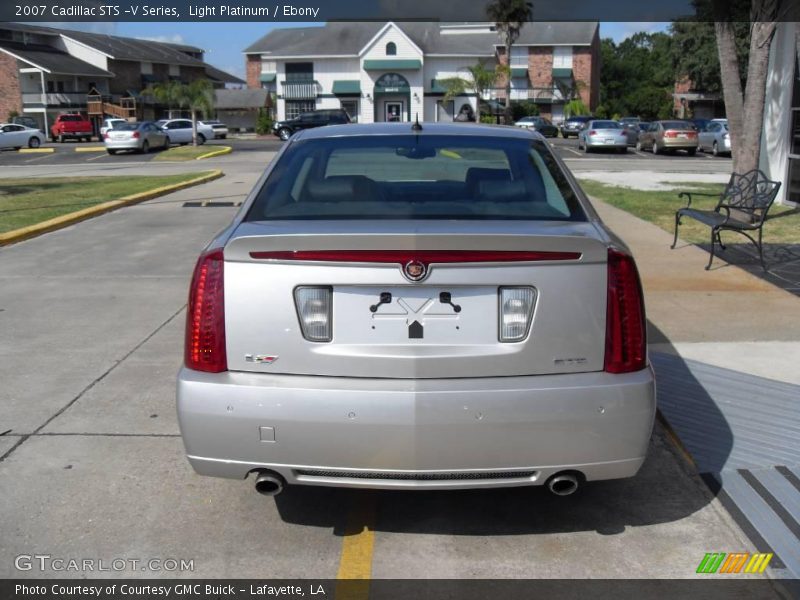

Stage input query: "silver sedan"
[
  {"left": 103, "top": 121, "right": 168, "bottom": 154},
  {"left": 577, "top": 120, "right": 629, "bottom": 153},
  {"left": 0, "top": 123, "right": 46, "bottom": 150},
  {"left": 698, "top": 120, "right": 731, "bottom": 156},
  {"left": 177, "top": 124, "right": 655, "bottom": 497}
]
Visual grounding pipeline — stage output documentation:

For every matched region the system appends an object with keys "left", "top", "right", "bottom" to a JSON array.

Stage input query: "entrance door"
[{"left": 385, "top": 101, "right": 403, "bottom": 122}]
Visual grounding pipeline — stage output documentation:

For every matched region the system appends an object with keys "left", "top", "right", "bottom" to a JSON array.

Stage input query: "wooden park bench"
[{"left": 671, "top": 169, "right": 782, "bottom": 270}]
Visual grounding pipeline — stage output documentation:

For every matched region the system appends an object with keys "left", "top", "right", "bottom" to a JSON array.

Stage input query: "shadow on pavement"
[{"left": 698, "top": 242, "right": 800, "bottom": 296}]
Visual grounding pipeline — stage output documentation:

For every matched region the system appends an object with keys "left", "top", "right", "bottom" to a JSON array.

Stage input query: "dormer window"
[{"left": 386, "top": 42, "right": 397, "bottom": 56}]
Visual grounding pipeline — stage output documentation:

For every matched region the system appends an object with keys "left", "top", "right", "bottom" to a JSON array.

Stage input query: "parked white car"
[
  {"left": 0, "top": 123, "right": 46, "bottom": 150},
  {"left": 204, "top": 120, "right": 229, "bottom": 139},
  {"left": 100, "top": 118, "right": 127, "bottom": 136},
  {"left": 157, "top": 118, "right": 214, "bottom": 145}
]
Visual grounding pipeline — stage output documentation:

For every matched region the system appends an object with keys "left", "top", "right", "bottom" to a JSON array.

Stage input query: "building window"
[
  {"left": 141, "top": 61, "right": 153, "bottom": 75},
  {"left": 436, "top": 99, "right": 454, "bottom": 122},
  {"left": 510, "top": 47, "right": 528, "bottom": 67},
  {"left": 285, "top": 100, "right": 315, "bottom": 119},
  {"left": 285, "top": 62, "right": 314, "bottom": 82},
  {"left": 340, "top": 99, "right": 359, "bottom": 122},
  {"left": 553, "top": 46, "right": 573, "bottom": 69},
  {"left": 787, "top": 58, "right": 800, "bottom": 204},
  {"left": 386, "top": 42, "right": 397, "bottom": 56}
]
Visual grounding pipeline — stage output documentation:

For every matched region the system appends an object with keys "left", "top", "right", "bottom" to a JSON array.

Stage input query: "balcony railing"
[
  {"left": 22, "top": 92, "right": 91, "bottom": 106},
  {"left": 486, "top": 86, "right": 570, "bottom": 103}
]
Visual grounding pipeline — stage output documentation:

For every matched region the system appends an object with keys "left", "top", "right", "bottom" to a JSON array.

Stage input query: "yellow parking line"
[
  {"left": 335, "top": 493, "right": 376, "bottom": 599},
  {"left": 18, "top": 148, "right": 54, "bottom": 154},
  {"left": 74, "top": 146, "right": 106, "bottom": 152}
]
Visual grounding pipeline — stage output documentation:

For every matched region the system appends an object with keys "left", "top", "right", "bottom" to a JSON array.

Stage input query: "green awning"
[
  {"left": 332, "top": 80, "right": 361, "bottom": 95},
  {"left": 259, "top": 73, "right": 276, "bottom": 83},
  {"left": 510, "top": 67, "right": 528, "bottom": 78},
  {"left": 363, "top": 59, "right": 422, "bottom": 70},
  {"left": 553, "top": 68, "right": 573, "bottom": 79},
  {"left": 430, "top": 79, "right": 448, "bottom": 93}
]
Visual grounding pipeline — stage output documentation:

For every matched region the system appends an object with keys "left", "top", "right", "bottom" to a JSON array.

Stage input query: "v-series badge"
[{"left": 245, "top": 354, "right": 278, "bottom": 364}]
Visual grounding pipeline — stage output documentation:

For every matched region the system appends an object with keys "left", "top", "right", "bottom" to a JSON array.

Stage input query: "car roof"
[{"left": 295, "top": 122, "right": 543, "bottom": 141}]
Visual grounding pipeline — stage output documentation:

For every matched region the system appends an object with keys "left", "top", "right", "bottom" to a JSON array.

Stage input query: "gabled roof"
[
  {"left": 205, "top": 64, "right": 245, "bottom": 85},
  {"left": 0, "top": 22, "right": 241, "bottom": 84},
  {"left": 358, "top": 22, "right": 423, "bottom": 57},
  {"left": 214, "top": 88, "right": 268, "bottom": 109},
  {"left": 61, "top": 30, "right": 205, "bottom": 66},
  {"left": 243, "top": 21, "right": 598, "bottom": 57},
  {"left": 0, "top": 42, "right": 112, "bottom": 77}
]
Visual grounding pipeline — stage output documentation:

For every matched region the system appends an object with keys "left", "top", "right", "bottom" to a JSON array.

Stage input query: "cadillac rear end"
[{"left": 176, "top": 124, "right": 656, "bottom": 497}]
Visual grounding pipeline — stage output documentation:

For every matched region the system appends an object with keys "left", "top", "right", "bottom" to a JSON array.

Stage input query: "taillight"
[
  {"left": 686, "top": 131, "right": 697, "bottom": 139},
  {"left": 664, "top": 130, "right": 677, "bottom": 138},
  {"left": 604, "top": 248, "right": 646, "bottom": 374},
  {"left": 103, "top": 132, "right": 109, "bottom": 140},
  {"left": 132, "top": 131, "right": 140, "bottom": 139},
  {"left": 185, "top": 248, "right": 227, "bottom": 372},
  {"left": 588, "top": 130, "right": 597, "bottom": 136}
]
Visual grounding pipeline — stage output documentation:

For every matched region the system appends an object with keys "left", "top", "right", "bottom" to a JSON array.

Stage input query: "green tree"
[
  {"left": 597, "top": 32, "right": 675, "bottom": 120},
  {"left": 143, "top": 80, "right": 185, "bottom": 119},
  {"left": 439, "top": 61, "right": 500, "bottom": 122},
  {"left": 486, "top": 0, "right": 534, "bottom": 124},
  {"left": 176, "top": 79, "right": 215, "bottom": 146},
  {"left": 564, "top": 99, "right": 589, "bottom": 118}
]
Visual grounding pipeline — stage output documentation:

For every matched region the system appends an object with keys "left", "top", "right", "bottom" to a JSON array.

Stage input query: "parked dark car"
[
  {"left": 514, "top": 116, "right": 559, "bottom": 137},
  {"left": 560, "top": 115, "right": 593, "bottom": 138},
  {"left": 272, "top": 109, "right": 350, "bottom": 141}
]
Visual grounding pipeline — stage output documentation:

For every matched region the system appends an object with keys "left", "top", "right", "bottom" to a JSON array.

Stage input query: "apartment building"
[
  {"left": 0, "top": 22, "right": 243, "bottom": 132},
  {"left": 244, "top": 21, "right": 600, "bottom": 124}
]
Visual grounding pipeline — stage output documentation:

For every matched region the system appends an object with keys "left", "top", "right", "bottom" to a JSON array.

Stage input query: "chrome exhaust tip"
[
  {"left": 253, "top": 470, "right": 286, "bottom": 496},
  {"left": 546, "top": 472, "right": 580, "bottom": 496}
]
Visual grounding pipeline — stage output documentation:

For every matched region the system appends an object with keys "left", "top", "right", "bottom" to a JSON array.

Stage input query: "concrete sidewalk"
[{"left": 592, "top": 197, "right": 800, "bottom": 581}]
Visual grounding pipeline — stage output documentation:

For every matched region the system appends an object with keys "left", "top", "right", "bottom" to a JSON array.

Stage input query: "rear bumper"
[
  {"left": 661, "top": 139, "right": 698, "bottom": 149},
  {"left": 586, "top": 136, "right": 627, "bottom": 148},
  {"left": 177, "top": 366, "right": 656, "bottom": 490},
  {"left": 104, "top": 140, "right": 141, "bottom": 150}
]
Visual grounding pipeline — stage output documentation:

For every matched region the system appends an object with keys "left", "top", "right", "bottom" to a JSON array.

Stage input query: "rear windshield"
[
  {"left": 59, "top": 115, "right": 83, "bottom": 121},
  {"left": 246, "top": 135, "right": 585, "bottom": 222},
  {"left": 662, "top": 121, "right": 692, "bottom": 130},
  {"left": 114, "top": 123, "right": 140, "bottom": 131},
  {"left": 592, "top": 121, "right": 621, "bottom": 129}
]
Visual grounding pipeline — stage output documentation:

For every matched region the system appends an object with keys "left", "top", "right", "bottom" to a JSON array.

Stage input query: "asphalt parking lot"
[
  {"left": 0, "top": 137, "right": 284, "bottom": 167},
  {"left": 0, "top": 133, "right": 731, "bottom": 168},
  {"left": 0, "top": 148, "right": 766, "bottom": 582}
]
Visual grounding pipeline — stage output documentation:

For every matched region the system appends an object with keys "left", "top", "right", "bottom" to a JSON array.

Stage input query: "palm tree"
[
  {"left": 439, "top": 61, "right": 500, "bottom": 122},
  {"left": 143, "top": 80, "right": 184, "bottom": 119},
  {"left": 486, "top": 0, "right": 534, "bottom": 124},
  {"left": 177, "top": 79, "right": 215, "bottom": 146}
]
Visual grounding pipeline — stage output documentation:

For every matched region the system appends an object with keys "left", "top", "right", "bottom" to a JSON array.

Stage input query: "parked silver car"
[
  {"left": 177, "top": 123, "right": 655, "bottom": 497},
  {"left": 103, "top": 121, "right": 168, "bottom": 154},
  {"left": 577, "top": 120, "right": 628, "bottom": 153},
  {"left": 698, "top": 120, "right": 731, "bottom": 156},
  {"left": 158, "top": 118, "right": 214, "bottom": 145},
  {"left": 0, "top": 123, "right": 45, "bottom": 149}
]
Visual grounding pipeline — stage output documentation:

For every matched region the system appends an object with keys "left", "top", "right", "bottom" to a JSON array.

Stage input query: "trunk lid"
[{"left": 222, "top": 221, "right": 609, "bottom": 379}]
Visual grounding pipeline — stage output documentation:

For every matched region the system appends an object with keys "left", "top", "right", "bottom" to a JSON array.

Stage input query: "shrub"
[{"left": 255, "top": 108, "right": 272, "bottom": 136}]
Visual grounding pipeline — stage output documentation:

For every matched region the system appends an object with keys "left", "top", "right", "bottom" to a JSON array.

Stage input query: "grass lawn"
[
  {"left": 578, "top": 179, "right": 800, "bottom": 245},
  {"left": 0, "top": 173, "right": 210, "bottom": 234},
  {"left": 153, "top": 145, "right": 229, "bottom": 161}
]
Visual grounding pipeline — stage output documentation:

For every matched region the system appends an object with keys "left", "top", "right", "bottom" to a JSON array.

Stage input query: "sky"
[{"left": 41, "top": 21, "right": 670, "bottom": 81}]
